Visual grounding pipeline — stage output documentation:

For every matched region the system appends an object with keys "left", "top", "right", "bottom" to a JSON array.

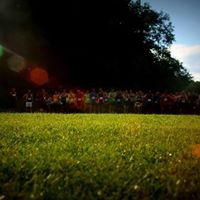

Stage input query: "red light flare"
[
  {"left": 192, "top": 144, "right": 200, "bottom": 158},
  {"left": 29, "top": 67, "right": 49, "bottom": 86}
]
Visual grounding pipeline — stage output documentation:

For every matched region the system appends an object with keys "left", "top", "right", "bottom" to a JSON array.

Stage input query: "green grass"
[{"left": 0, "top": 113, "right": 200, "bottom": 199}]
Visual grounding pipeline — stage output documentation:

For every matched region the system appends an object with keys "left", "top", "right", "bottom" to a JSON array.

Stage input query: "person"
[
  {"left": 90, "top": 88, "right": 97, "bottom": 113},
  {"left": 23, "top": 89, "right": 33, "bottom": 112},
  {"left": 35, "top": 89, "right": 48, "bottom": 112},
  {"left": 103, "top": 91, "right": 109, "bottom": 113},
  {"left": 52, "top": 91, "right": 60, "bottom": 112},
  {"left": 46, "top": 93, "right": 53, "bottom": 112},
  {"left": 188, "top": 92, "right": 198, "bottom": 114},
  {"left": 153, "top": 92, "right": 161, "bottom": 114},
  {"left": 60, "top": 89, "right": 68, "bottom": 113},
  {"left": 129, "top": 90, "right": 136, "bottom": 113},
  {"left": 76, "top": 89, "right": 84, "bottom": 112},
  {"left": 195, "top": 94, "right": 200, "bottom": 114},
  {"left": 123, "top": 90, "right": 130, "bottom": 113},
  {"left": 9, "top": 88, "right": 17, "bottom": 112},
  {"left": 178, "top": 91, "right": 188, "bottom": 114},
  {"left": 68, "top": 90, "right": 76, "bottom": 112},
  {"left": 144, "top": 91, "right": 153, "bottom": 114},
  {"left": 134, "top": 91, "right": 143, "bottom": 113},
  {"left": 108, "top": 89, "right": 116, "bottom": 113},
  {"left": 115, "top": 90, "right": 123, "bottom": 113},
  {"left": 41, "top": 89, "right": 49, "bottom": 112},
  {"left": 84, "top": 90, "right": 91, "bottom": 112},
  {"left": 97, "top": 88, "right": 104, "bottom": 113},
  {"left": 160, "top": 92, "right": 175, "bottom": 114}
]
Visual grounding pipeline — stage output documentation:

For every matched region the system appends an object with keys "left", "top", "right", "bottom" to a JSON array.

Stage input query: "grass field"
[{"left": 0, "top": 113, "right": 200, "bottom": 199}]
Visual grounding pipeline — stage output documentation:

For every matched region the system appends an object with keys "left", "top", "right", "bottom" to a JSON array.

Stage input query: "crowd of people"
[{"left": 7, "top": 87, "right": 200, "bottom": 114}]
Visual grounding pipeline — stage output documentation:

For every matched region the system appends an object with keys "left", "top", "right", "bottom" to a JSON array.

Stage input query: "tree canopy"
[{"left": 0, "top": 0, "right": 192, "bottom": 91}]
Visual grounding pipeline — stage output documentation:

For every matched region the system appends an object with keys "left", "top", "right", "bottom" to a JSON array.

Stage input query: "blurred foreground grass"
[{"left": 0, "top": 113, "right": 200, "bottom": 199}]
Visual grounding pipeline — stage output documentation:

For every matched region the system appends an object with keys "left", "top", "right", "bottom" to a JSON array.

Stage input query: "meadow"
[{"left": 0, "top": 113, "right": 200, "bottom": 199}]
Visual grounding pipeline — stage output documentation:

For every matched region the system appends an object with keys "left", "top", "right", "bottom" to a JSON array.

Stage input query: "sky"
[{"left": 141, "top": 0, "right": 200, "bottom": 81}]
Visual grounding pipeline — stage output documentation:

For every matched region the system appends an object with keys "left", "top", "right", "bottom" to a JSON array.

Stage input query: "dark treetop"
[{"left": 0, "top": 0, "right": 192, "bottom": 91}]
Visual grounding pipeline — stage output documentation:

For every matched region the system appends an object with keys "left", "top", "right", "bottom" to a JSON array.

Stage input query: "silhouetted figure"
[
  {"left": 9, "top": 88, "right": 17, "bottom": 112},
  {"left": 76, "top": 89, "right": 84, "bottom": 112},
  {"left": 97, "top": 88, "right": 104, "bottom": 113},
  {"left": 108, "top": 89, "right": 116, "bottom": 113},
  {"left": 90, "top": 88, "right": 97, "bottom": 113},
  {"left": 23, "top": 90, "right": 33, "bottom": 112},
  {"left": 84, "top": 90, "right": 91, "bottom": 113}
]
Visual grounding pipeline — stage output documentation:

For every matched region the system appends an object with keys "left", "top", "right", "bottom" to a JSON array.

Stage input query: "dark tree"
[
  {"left": 152, "top": 49, "right": 192, "bottom": 91},
  {"left": 0, "top": 0, "right": 192, "bottom": 90},
  {"left": 186, "top": 81, "right": 200, "bottom": 93}
]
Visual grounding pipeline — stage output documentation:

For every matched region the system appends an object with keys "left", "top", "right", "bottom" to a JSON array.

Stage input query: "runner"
[
  {"left": 9, "top": 88, "right": 17, "bottom": 112},
  {"left": 23, "top": 90, "right": 33, "bottom": 112}
]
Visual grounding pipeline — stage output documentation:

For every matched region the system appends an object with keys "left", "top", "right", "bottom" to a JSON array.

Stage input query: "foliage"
[
  {"left": 152, "top": 49, "right": 193, "bottom": 91},
  {"left": 0, "top": 0, "right": 192, "bottom": 90},
  {"left": 129, "top": 1, "right": 175, "bottom": 51},
  {"left": 0, "top": 113, "right": 200, "bottom": 199},
  {"left": 85, "top": 0, "right": 192, "bottom": 90},
  {"left": 186, "top": 81, "right": 200, "bottom": 93}
]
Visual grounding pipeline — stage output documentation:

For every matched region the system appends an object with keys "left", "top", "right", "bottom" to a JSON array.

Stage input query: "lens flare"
[
  {"left": 30, "top": 67, "right": 49, "bottom": 85},
  {"left": 8, "top": 54, "right": 26, "bottom": 72},
  {"left": 0, "top": 45, "right": 4, "bottom": 58},
  {"left": 192, "top": 144, "right": 200, "bottom": 158}
]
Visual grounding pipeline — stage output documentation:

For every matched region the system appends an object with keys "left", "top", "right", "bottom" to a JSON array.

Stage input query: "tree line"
[{"left": 0, "top": 0, "right": 195, "bottom": 92}]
